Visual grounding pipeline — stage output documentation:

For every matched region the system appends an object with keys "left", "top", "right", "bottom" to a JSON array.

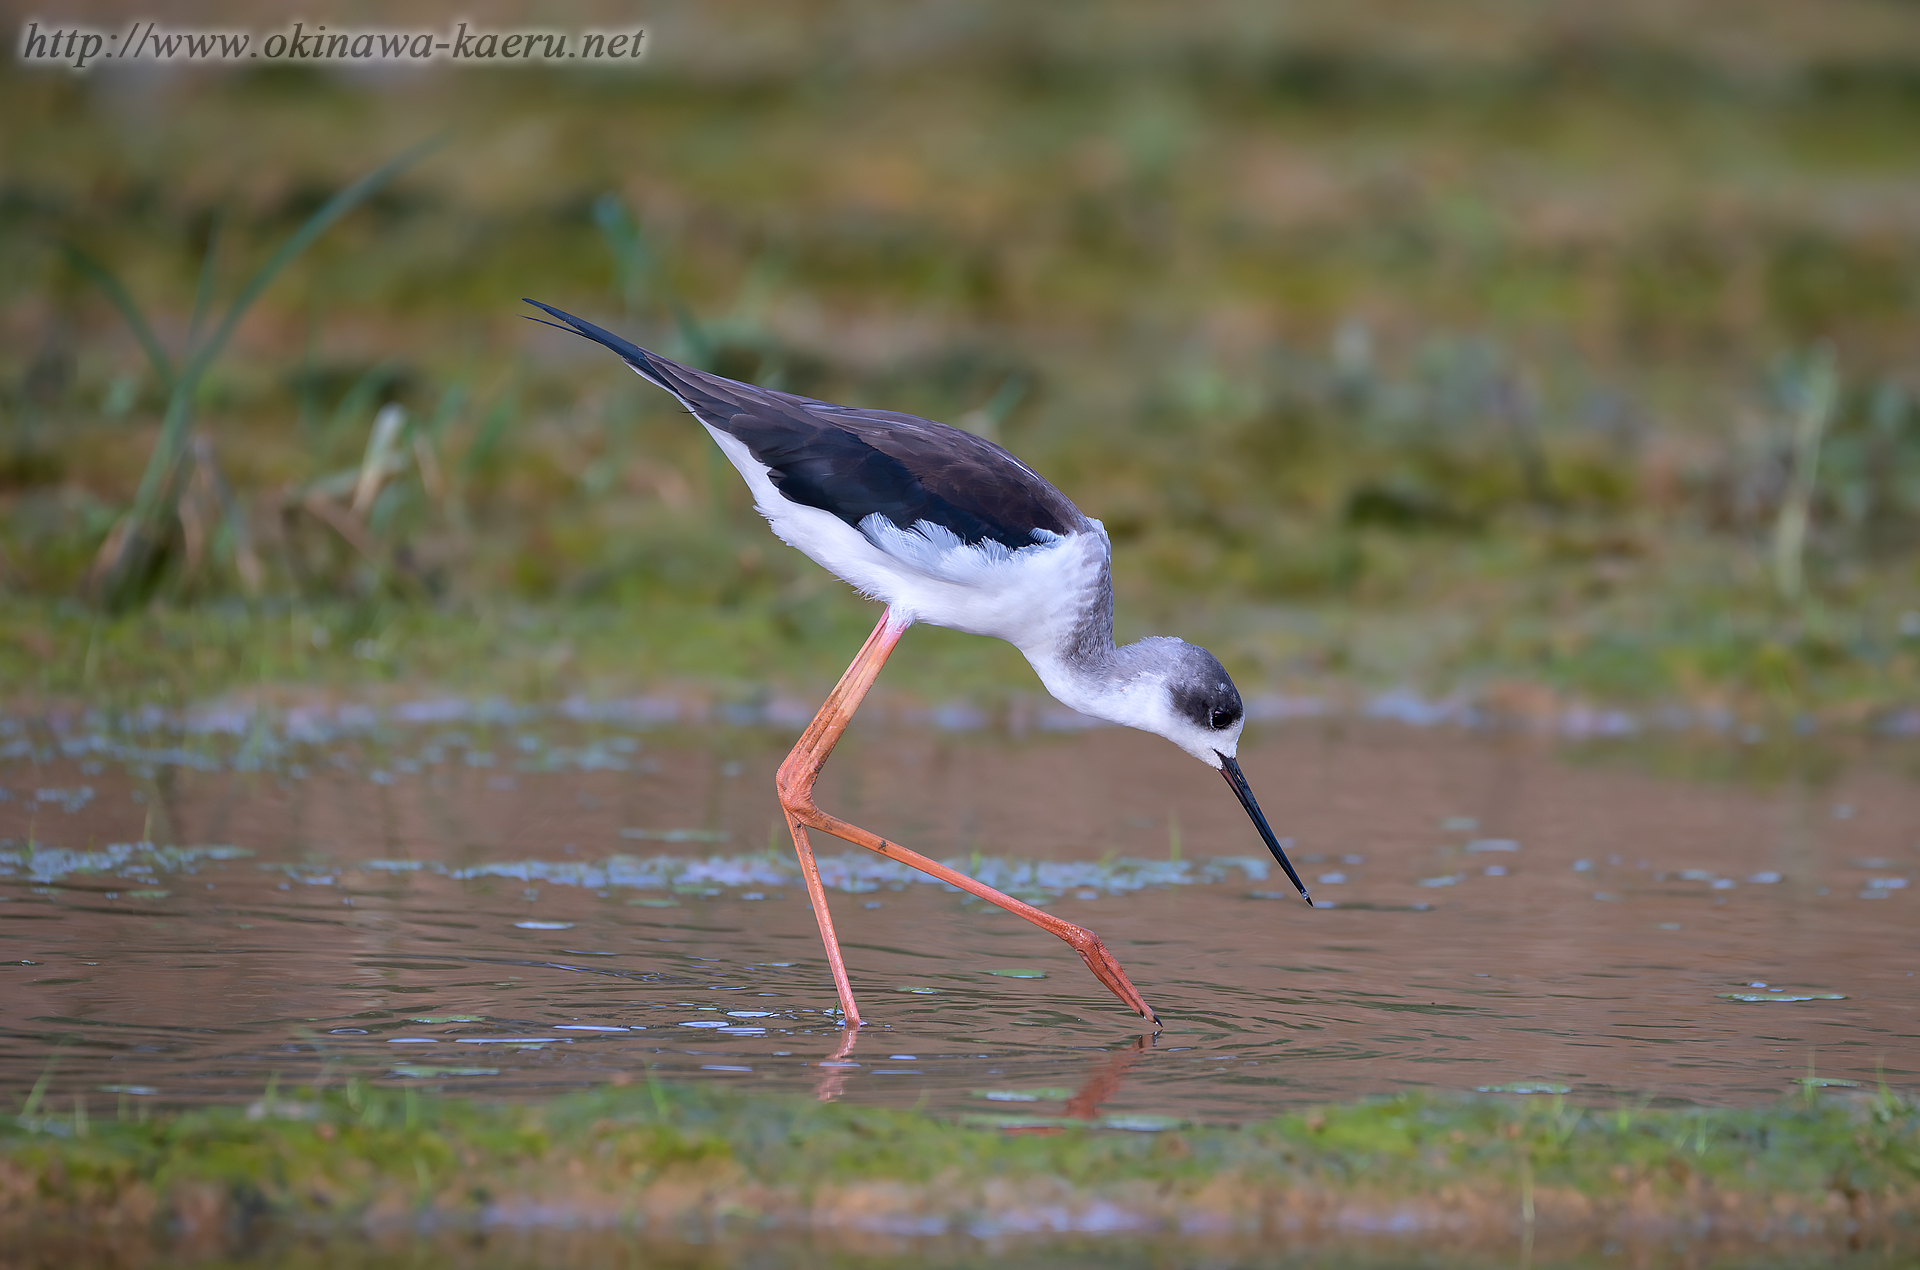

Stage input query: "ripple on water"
[{"left": 2, "top": 719, "right": 1915, "bottom": 1123}]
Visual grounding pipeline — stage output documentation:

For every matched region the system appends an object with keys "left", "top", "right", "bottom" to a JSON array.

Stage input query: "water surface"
[{"left": 3, "top": 706, "right": 1915, "bottom": 1125}]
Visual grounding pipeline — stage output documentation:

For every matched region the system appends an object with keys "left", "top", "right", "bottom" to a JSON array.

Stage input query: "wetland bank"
[
  {"left": 3, "top": 700, "right": 1918, "bottom": 1264},
  {"left": 6, "top": 0, "right": 1920, "bottom": 1263}
]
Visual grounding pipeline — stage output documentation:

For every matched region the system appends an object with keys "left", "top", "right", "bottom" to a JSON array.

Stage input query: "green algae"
[{"left": 4, "top": 1082, "right": 1916, "bottom": 1254}]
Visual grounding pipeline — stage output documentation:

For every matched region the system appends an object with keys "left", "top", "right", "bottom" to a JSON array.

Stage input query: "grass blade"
[
  {"left": 669, "top": 296, "right": 713, "bottom": 368},
  {"left": 183, "top": 135, "right": 444, "bottom": 387},
  {"left": 593, "top": 192, "right": 654, "bottom": 314},
  {"left": 96, "top": 136, "right": 443, "bottom": 606},
  {"left": 19, "top": 1048, "right": 63, "bottom": 1120},
  {"left": 1772, "top": 346, "right": 1838, "bottom": 604},
  {"left": 136, "top": 136, "right": 442, "bottom": 522},
  {"left": 62, "top": 243, "right": 176, "bottom": 394},
  {"left": 351, "top": 403, "right": 409, "bottom": 516},
  {"left": 591, "top": 191, "right": 713, "bottom": 364},
  {"left": 186, "top": 209, "right": 225, "bottom": 353}
]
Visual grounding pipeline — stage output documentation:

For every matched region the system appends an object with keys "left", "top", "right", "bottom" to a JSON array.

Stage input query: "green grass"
[
  {"left": 4, "top": 1081, "right": 1916, "bottom": 1253},
  {"left": 3, "top": 567, "right": 1916, "bottom": 722},
  {"left": 4, "top": 2, "right": 1920, "bottom": 714}
]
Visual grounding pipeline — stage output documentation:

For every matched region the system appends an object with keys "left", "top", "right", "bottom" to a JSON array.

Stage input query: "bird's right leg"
[{"left": 795, "top": 802, "right": 1160, "bottom": 1028}]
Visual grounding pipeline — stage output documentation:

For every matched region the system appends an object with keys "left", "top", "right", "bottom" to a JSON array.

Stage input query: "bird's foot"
[{"left": 1065, "top": 928, "right": 1161, "bottom": 1029}]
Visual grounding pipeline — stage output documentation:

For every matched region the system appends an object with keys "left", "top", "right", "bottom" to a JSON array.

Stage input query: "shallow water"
[{"left": 3, "top": 706, "right": 1916, "bottom": 1125}]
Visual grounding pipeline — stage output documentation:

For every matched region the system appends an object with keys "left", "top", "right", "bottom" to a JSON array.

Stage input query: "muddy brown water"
[{"left": 3, "top": 708, "right": 1916, "bottom": 1125}]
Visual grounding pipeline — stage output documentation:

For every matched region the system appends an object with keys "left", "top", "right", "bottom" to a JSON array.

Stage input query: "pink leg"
[{"left": 776, "top": 608, "right": 1160, "bottom": 1030}]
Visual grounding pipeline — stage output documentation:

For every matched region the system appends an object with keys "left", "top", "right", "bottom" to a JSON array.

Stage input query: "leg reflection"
[
  {"left": 813, "top": 1027, "right": 860, "bottom": 1102},
  {"left": 1004, "top": 1033, "right": 1154, "bottom": 1135},
  {"left": 1063, "top": 1031, "right": 1153, "bottom": 1120},
  {"left": 814, "top": 1032, "right": 1154, "bottom": 1112}
]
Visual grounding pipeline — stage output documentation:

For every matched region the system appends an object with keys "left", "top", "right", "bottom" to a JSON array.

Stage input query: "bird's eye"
[{"left": 1209, "top": 707, "right": 1233, "bottom": 729}]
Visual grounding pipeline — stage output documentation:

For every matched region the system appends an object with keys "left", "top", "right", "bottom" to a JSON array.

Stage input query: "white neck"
[{"left": 1023, "top": 642, "right": 1165, "bottom": 733}]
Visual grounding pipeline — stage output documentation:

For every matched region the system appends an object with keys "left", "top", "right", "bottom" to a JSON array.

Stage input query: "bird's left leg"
[
  {"left": 776, "top": 609, "right": 1159, "bottom": 1028},
  {"left": 776, "top": 608, "right": 915, "bottom": 1029}
]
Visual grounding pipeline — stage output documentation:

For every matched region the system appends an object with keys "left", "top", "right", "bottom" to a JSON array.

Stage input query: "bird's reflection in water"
[
  {"left": 1004, "top": 1032, "right": 1153, "bottom": 1133},
  {"left": 814, "top": 1028, "right": 1153, "bottom": 1125},
  {"left": 1061, "top": 1032, "right": 1154, "bottom": 1121}
]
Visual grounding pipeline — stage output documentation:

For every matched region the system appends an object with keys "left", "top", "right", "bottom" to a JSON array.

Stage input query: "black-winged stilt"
[{"left": 525, "top": 299, "right": 1311, "bottom": 1029}]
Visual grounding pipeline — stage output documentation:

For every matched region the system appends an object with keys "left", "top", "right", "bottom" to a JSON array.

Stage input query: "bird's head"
[
  {"left": 1096, "top": 639, "right": 1313, "bottom": 905},
  {"left": 1142, "top": 640, "right": 1248, "bottom": 768}
]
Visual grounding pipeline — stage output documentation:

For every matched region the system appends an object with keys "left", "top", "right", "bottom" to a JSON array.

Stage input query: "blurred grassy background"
[{"left": 4, "top": 0, "right": 1919, "bottom": 715}]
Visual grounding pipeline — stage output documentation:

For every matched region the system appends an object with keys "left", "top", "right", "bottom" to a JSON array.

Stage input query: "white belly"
[{"left": 701, "top": 422, "right": 1107, "bottom": 655}]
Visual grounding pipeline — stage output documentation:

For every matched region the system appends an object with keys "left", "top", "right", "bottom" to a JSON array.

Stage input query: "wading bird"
[{"left": 525, "top": 300, "right": 1311, "bottom": 1028}]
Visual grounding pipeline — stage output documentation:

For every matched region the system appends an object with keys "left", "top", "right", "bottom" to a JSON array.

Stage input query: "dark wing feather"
[{"left": 525, "top": 300, "right": 1085, "bottom": 549}]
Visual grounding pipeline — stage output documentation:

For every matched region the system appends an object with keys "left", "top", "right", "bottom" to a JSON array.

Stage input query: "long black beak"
[{"left": 1217, "top": 754, "right": 1313, "bottom": 906}]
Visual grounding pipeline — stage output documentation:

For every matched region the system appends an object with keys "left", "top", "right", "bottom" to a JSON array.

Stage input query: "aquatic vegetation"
[
  {"left": 0, "top": 841, "right": 248, "bottom": 886},
  {"left": 431, "top": 851, "right": 1271, "bottom": 901},
  {"left": 4, "top": 832, "right": 1271, "bottom": 903},
  {"left": 2, "top": 1082, "right": 1915, "bottom": 1253}
]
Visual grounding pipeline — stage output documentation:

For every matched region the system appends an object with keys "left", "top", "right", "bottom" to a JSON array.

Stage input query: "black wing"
[{"left": 524, "top": 300, "right": 1085, "bottom": 550}]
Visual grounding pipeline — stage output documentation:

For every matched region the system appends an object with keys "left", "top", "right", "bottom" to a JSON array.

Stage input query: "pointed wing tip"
[{"left": 517, "top": 299, "right": 669, "bottom": 388}]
